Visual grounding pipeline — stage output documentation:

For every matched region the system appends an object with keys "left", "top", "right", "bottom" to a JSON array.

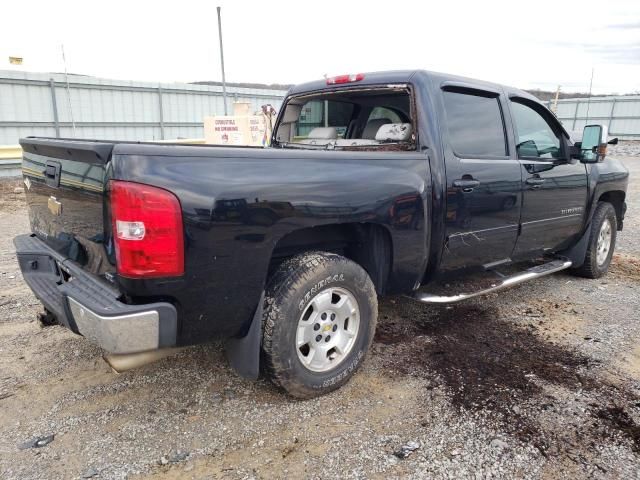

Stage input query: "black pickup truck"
[{"left": 15, "top": 70, "right": 628, "bottom": 398}]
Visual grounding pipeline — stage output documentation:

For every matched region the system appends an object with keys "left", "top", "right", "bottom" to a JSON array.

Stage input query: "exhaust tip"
[{"left": 103, "top": 347, "right": 185, "bottom": 372}]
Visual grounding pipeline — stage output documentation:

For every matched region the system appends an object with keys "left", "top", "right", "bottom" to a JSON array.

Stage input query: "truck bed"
[{"left": 19, "top": 136, "right": 431, "bottom": 345}]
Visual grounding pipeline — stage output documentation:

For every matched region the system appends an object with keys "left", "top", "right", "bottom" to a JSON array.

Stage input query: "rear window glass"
[
  {"left": 443, "top": 91, "right": 507, "bottom": 157},
  {"left": 275, "top": 88, "right": 415, "bottom": 150}
]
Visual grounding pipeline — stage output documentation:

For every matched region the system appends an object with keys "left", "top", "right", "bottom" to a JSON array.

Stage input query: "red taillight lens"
[
  {"left": 110, "top": 180, "right": 184, "bottom": 278},
  {"left": 326, "top": 73, "right": 365, "bottom": 85}
]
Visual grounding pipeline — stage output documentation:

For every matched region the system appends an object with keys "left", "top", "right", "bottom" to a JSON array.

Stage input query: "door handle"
[
  {"left": 526, "top": 177, "right": 546, "bottom": 187},
  {"left": 453, "top": 179, "right": 480, "bottom": 191}
]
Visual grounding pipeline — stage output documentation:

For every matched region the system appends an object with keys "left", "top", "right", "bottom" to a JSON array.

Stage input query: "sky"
[{"left": 1, "top": 0, "right": 639, "bottom": 94}]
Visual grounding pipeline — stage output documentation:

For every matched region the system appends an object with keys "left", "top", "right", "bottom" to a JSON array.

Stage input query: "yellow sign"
[{"left": 9, "top": 56, "right": 23, "bottom": 65}]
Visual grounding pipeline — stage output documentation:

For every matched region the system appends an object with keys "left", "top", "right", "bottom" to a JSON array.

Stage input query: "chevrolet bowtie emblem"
[{"left": 48, "top": 196, "right": 62, "bottom": 216}]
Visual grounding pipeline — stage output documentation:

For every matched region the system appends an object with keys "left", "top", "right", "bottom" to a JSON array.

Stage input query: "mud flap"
[
  {"left": 561, "top": 224, "right": 591, "bottom": 268},
  {"left": 224, "top": 292, "right": 263, "bottom": 380}
]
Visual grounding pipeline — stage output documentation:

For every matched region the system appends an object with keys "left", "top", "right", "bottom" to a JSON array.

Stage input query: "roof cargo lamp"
[{"left": 326, "top": 73, "right": 365, "bottom": 85}]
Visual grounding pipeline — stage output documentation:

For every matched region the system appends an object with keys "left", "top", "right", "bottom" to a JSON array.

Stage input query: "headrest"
[
  {"left": 362, "top": 118, "right": 392, "bottom": 139},
  {"left": 307, "top": 127, "right": 338, "bottom": 139},
  {"left": 375, "top": 123, "right": 412, "bottom": 142}
]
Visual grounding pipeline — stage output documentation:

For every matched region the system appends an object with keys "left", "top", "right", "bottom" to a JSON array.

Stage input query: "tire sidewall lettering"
[
  {"left": 298, "top": 273, "right": 345, "bottom": 311},
  {"left": 313, "top": 349, "right": 365, "bottom": 389}
]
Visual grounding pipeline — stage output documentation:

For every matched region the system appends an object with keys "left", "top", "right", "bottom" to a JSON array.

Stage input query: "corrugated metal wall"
[
  {"left": 0, "top": 70, "right": 287, "bottom": 145},
  {"left": 548, "top": 95, "right": 640, "bottom": 140}
]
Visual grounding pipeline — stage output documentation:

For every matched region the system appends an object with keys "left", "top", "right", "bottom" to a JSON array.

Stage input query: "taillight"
[
  {"left": 326, "top": 73, "right": 365, "bottom": 85},
  {"left": 110, "top": 180, "right": 184, "bottom": 278}
]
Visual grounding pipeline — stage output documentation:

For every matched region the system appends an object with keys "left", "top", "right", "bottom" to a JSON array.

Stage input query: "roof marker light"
[{"left": 326, "top": 73, "right": 365, "bottom": 85}]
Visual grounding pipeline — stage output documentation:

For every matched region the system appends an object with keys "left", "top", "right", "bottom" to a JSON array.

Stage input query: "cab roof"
[
  {"left": 288, "top": 69, "right": 541, "bottom": 105},
  {"left": 287, "top": 69, "right": 568, "bottom": 138}
]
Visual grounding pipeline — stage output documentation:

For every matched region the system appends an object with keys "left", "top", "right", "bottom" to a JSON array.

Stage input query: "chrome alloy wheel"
[
  {"left": 296, "top": 287, "right": 360, "bottom": 372},
  {"left": 596, "top": 218, "right": 612, "bottom": 266}
]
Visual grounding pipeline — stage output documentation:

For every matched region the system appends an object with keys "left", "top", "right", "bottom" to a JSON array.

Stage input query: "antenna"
[
  {"left": 585, "top": 68, "right": 594, "bottom": 125},
  {"left": 61, "top": 44, "right": 76, "bottom": 136}
]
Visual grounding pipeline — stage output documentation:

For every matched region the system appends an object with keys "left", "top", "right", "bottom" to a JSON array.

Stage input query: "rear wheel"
[
  {"left": 573, "top": 202, "right": 617, "bottom": 279},
  {"left": 262, "top": 252, "right": 377, "bottom": 399}
]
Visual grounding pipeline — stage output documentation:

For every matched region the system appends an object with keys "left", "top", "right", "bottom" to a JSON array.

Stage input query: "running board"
[{"left": 412, "top": 259, "right": 573, "bottom": 304}]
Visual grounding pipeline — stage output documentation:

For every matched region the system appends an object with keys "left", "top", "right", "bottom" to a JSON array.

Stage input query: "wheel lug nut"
[
  {"left": 332, "top": 324, "right": 337, "bottom": 332},
  {"left": 316, "top": 335, "right": 322, "bottom": 342},
  {"left": 313, "top": 323, "right": 320, "bottom": 331},
  {"left": 331, "top": 313, "right": 336, "bottom": 320},
  {"left": 325, "top": 335, "right": 331, "bottom": 342},
  {"left": 321, "top": 313, "right": 327, "bottom": 320}
]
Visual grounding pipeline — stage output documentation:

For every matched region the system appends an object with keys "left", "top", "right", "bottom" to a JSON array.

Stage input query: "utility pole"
[
  {"left": 61, "top": 44, "right": 76, "bottom": 136},
  {"left": 552, "top": 85, "right": 561, "bottom": 114},
  {"left": 216, "top": 6, "right": 228, "bottom": 115}
]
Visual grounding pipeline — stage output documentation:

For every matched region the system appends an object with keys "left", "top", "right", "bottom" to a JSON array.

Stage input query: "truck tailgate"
[{"left": 19, "top": 137, "right": 115, "bottom": 277}]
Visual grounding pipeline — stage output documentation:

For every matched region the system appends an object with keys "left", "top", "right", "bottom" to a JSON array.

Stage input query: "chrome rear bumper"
[{"left": 14, "top": 234, "right": 177, "bottom": 354}]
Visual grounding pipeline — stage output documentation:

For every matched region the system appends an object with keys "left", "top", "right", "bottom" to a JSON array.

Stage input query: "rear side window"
[{"left": 443, "top": 91, "right": 507, "bottom": 157}]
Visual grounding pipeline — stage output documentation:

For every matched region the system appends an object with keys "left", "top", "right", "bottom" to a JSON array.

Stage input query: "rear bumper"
[{"left": 14, "top": 234, "right": 177, "bottom": 354}]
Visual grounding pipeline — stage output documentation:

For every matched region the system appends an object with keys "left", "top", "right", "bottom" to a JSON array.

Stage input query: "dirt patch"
[
  {"left": 0, "top": 178, "right": 26, "bottom": 212},
  {"left": 597, "top": 407, "right": 640, "bottom": 452},
  {"left": 616, "top": 344, "right": 640, "bottom": 379},
  {"left": 514, "top": 298, "right": 586, "bottom": 343},
  {"left": 610, "top": 253, "right": 640, "bottom": 283}
]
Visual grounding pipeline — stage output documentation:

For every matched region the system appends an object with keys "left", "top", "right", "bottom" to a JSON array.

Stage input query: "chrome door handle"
[
  {"left": 453, "top": 179, "right": 480, "bottom": 190},
  {"left": 526, "top": 177, "right": 546, "bottom": 188},
  {"left": 526, "top": 177, "right": 545, "bottom": 185}
]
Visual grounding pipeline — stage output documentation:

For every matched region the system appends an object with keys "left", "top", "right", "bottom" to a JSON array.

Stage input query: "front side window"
[
  {"left": 510, "top": 100, "right": 562, "bottom": 159},
  {"left": 443, "top": 90, "right": 507, "bottom": 157}
]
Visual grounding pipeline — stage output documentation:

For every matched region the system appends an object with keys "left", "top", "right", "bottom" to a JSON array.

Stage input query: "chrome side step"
[{"left": 412, "top": 258, "right": 572, "bottom": 304}]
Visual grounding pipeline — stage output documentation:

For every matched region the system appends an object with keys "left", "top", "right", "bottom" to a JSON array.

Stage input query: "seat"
[
  {"left": 362, "top": 118, "right": 392, "bottom": 139},
  {"left": 306, "top": 127, "right": 338, "bottom": 139},
  {"left": 297, "top": 126, "right": 338, "bottom": 145}
]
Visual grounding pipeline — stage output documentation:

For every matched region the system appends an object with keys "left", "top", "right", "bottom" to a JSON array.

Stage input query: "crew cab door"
[
  {"left": 439, "top": 86, "right": 522, "bottom": 270},
  {"left": 508, "top": 98, "right": 588, "bottom": 257}
]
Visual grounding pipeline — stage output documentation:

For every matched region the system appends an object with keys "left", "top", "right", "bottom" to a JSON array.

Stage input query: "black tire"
[
  {"left": 573, "top": 202, "right": 617, "bottom": 279},
  {"left": 262, "top": 252, "right": 378, "bottom": 399}
]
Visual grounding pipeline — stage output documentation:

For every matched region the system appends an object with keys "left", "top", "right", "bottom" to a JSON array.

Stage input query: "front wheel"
[
  {"left": 262, "top": 252, "right": 378, "bottom": 399},
  {"left": 572, "top": 202, "right": 617, "bottom": 279}
]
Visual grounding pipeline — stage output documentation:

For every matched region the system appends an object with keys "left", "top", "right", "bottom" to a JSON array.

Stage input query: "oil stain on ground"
[{"left": 374, "top": 297, "right": 640, "bottom": 458}]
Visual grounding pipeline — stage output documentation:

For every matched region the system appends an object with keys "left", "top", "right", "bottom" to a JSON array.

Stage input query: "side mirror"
[{"left": 579, "top": 124, "right": 609, "bottom": 163}]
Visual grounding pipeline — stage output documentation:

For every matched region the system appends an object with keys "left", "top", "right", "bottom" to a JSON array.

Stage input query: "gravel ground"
[{"left": 0, "top": 154, "right": 639, "bottom": 479}]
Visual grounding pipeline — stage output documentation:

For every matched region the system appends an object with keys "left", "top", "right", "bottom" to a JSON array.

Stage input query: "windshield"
[{"left": 274, "top": 87, "right": 415, "bottom": 151}]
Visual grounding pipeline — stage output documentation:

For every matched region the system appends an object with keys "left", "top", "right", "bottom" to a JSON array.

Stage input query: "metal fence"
[
  {"left": 0, "top": 70, "right": 287, "bottom": 146},
  {"left": 547, "top": 95, "right": 640, "bottom": 140}
]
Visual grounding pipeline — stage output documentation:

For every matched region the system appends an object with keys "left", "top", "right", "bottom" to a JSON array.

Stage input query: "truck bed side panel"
[{"left": 111, "top": 144, "right": 430, "bottom": 343}]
